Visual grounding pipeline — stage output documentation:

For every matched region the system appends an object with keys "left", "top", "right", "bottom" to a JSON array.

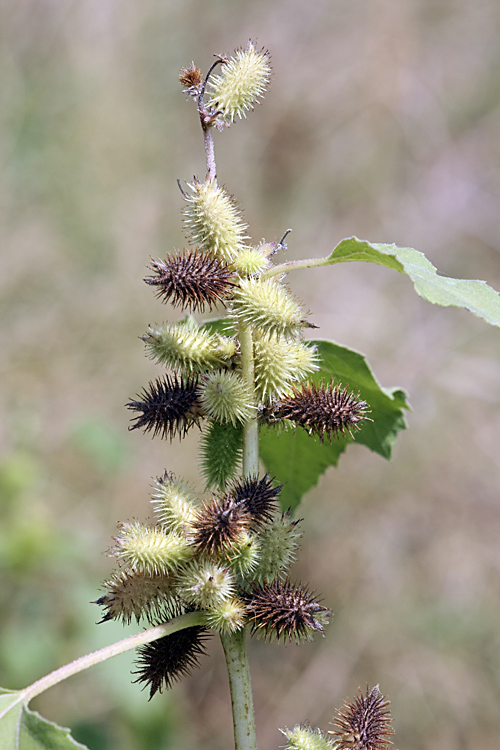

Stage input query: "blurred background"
[{"left": 1, "top": 1, "right": 500, "bottom": 748}]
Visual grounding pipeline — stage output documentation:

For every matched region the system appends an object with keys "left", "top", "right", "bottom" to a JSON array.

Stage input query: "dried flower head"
[
  {"left": 145, "top": 250, "right": 235, "bottom": 312},
  {"left": 229, "top": 473, "right": 282, "bottom": 528},
  {"left": 207, "top": 41, "right": 271, "bottom": 122},
  {"left": 94, "top": 569, "right": 176, "bottom": 625},
  {"left": 329, "top": 685, "right": 394, "bottom": 750},
  {"left": 126, "top": 374, "right": 202, "bottom": 441},
  {"left": 133, "top": 623, "right": 211, "bottom": 699},
  {"left": 265, "top": 381, "right": 370, "bottom": 441},
  {"left": 183, "top": 178, "right": 248, "bottom": 261},
  {"left": 179, "top": 62, "right": 203, "bottom": 98},
  {"left": 243, "top": 578, "right": 330, "bottom": 643},
  {"left": 190, "top": 494, "right": 250, "bottom": 555}
]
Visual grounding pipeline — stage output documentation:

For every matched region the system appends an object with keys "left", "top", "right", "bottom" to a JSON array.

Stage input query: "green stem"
[
  {"left": 216, "top": 321, "right": 259, "bottom": 749},
  {"left": 239, "top": 321, "right": 259, "bottom": 478},
  {"left": 262, "top": 256, "right": 327, "bottom": 279},
  {"left": 220, "top": 629, "right": 257, "bottom": 750},
  {"left": 14, "top": 612, "right": 205, "bottom": 708}
]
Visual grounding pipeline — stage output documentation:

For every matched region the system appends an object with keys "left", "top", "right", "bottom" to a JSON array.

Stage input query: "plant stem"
[
  {"left": 239, "top": 321, "right": 259, "bottom": 478},
  {"left": 220, "top": 629, "right": 257, "bottom": 750},
  {"left": 262, "top": 256, "right": 328, "bottom": 279},
  {"left": 18, "top": 612, "right": 205, "bottom": 707}
]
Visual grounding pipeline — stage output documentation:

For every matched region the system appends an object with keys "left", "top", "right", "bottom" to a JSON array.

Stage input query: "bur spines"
[
  {"left": 133, "top": 624, "right": 211, "bottom": 699},
  {"left": 126, "top": 375, "right": 202, "bottom": 441},
  {"left": 145, "top": 250, "right": 235, "bottom": 312},
  {"left": 329, "top": 685, "right": 394, "bottom": 750},
  {"left": 110, "top": 521, "right": 191, "bottom": 576},
  {"left": 94, "top": 569, "right": 176, "bottom": 625},
  {"left": 232, "top": 277, "right": 308, "bottom": 337},
  {"left": 265, "top": 380, "right": 370, "bottom": 441},
  {"left": 151, "top": 472, "right": 197, "bottom": 533},
  {"left": 183, "top": 178, "right": 248, "bottom": 262},
  {"left": 243, "top": 578, "right": 330, "bottom": 643},
  {"left": 207, "top": 41, "right": 271, "bottom": 122},
  {"left": 144, "top": 322, "right": 236, "bottom": 372}
]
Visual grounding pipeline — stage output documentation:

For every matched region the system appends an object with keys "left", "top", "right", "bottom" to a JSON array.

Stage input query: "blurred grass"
[{"left": 1, "top": 1, "right": 500, "bottom": 749}]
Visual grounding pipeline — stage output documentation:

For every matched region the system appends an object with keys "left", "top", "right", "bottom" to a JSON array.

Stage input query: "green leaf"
[
  {"left": 0, "top": 689, "right": 88, "bottom": 750},
  {"left": 326, "top": 237, "right": 500, "bottom": 327},
  {"left": 260, "top": 341, "right": 409, "bottom": 512}
]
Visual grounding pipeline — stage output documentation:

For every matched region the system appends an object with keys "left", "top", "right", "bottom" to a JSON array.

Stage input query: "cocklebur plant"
[{"left": 2, "top": 41, "right": 500, "bottom": 750}]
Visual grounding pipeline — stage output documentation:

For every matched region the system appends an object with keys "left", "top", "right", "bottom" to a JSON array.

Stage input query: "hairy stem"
[
  {"left": 220, "top": 629, "right": 257, "bottom": 750},
  {"left": 8, "top": 612, "right": 206, "bottom": 712},
  {"left": 239, "top": 321, "right": 259, "bottom": 477},
  {"left": 203, "top": 126, "right": 217, "bottom": 184},
  {"left": 262, "top": 256, "right": 327, "bottom": 279}
]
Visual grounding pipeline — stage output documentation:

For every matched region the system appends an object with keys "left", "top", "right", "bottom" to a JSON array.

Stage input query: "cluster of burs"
[{"left": 95, "top": 42, "right": 367, "bottom": 699}]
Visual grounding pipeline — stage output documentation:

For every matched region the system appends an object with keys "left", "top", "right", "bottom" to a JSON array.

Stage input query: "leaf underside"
[
  {"left": 327, "top": 237, "right": 500, "bottom": 328},
  {"left": 0, "top": 689, "right": 89, "bottom": 750}
]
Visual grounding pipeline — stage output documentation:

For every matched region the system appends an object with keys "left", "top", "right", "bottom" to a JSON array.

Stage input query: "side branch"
[{"left": 20, "top": 612, "right": 206, "bottom": 706}]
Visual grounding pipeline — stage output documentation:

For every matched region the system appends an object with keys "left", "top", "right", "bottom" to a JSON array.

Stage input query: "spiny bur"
[
  {"left": 126, "top": 375, "right": 202, "bottom": 441},
  {"left": 145, "top": 250, "right": 235, "bottom": 312},
  {"left": 329, "top": 685, "right": 394, "bottom": 750},
  {"left": 264, "top": 380, "right": 370, "bottom": 441},
  {"left": 133, "top": 621, "right": 211, "bottom": 699},
  {"left": 243, "top": 578, "right": 330, "bottom": 643},
  {"left": 207, "top": 41, "right": 271, "bottom": 122}
]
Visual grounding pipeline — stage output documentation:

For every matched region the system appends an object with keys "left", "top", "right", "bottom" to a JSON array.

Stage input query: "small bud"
[
  {"left": 243, "top": 578, "right": 330, "bottom": 643},
  {"left": 265, "top": 381, "right": 370, "bottom": 441},
  {"left": 110, "top": 521, "right": 192, "bottom": 576},
  {"left": 198, "top": 370, "right": 254, "bottom": 425},
  {"left": 281, "top": 725, "right": 334, "bottom": 750},
  {"left": 94, "top": 569, "right": 176, "bottom": 625},
  {"left": 145, "top": 250, "right": 235, "bottom": 312},
  {"left": 133, "top": 622, "right": 211, "bottom": 698},
  {"left": 254, "top": 332, "right": 319, "bottom": 402},
  {"left": 207, "top": 41, "right": 271, "bottom": 122},
  {"left": 151, "top": 472, "right": 197, "bottom": 533},
  {"left": 205, "top": 597, "right": 247, "bottom": 635},
  {"left": 144, "top": 322, "right": 236, "bottom": 372},
  {"left": 127, "top": 375, "right": 202, "bottom": 441},
  {"left": 329, "top": 685, "right": 394, "bottom": 750},
  {"left": 232, "top": 246, "right": 270, "bottom": 276},
  {"left": 183, "top": 178, "right": 248, "bottom": 261},
  {"left": 255, "top": 512, "right": 302, "bottom": 583},
  {"left": 179, "top": 62, "right": 203, "bottom": 98},
  {"left": 177, "top": 561, "right": 236, "bottom": 609},
  {"left": 232, "top": 277, "right": 308, "bottom": 337}
]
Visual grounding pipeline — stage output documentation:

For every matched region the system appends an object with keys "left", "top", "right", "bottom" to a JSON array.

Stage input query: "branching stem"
[
  {"left": 6, "top": 612, "right": 205, "bottom": 713},
  {"left": 239, "top": 321, "right": 259, "bottom": 478},
  {"left": 262, "top": 256, "right": 327, "bottom": 279}
]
